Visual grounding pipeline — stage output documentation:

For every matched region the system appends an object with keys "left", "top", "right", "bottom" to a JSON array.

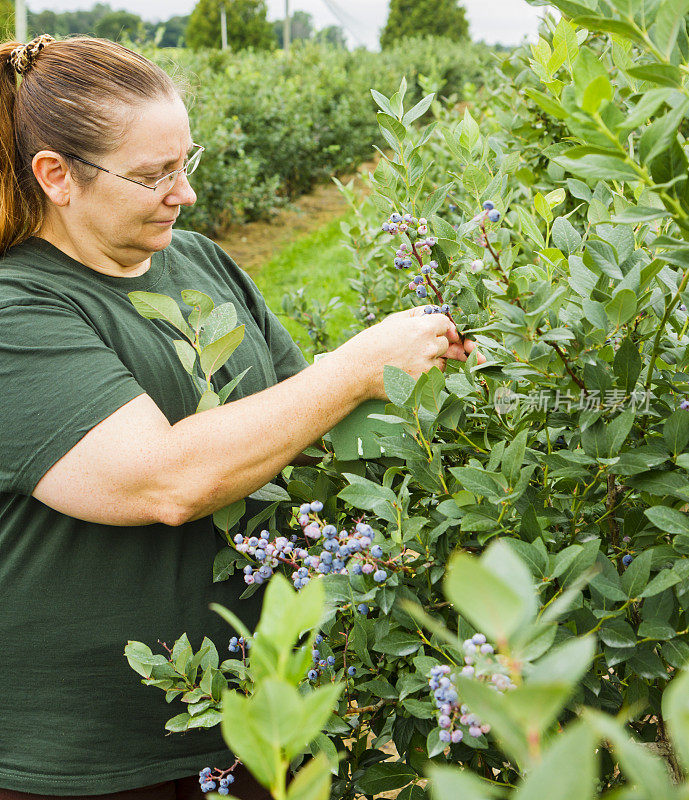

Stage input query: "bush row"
[{"left": 142, "top": 37, "right": 493, "bottom": 236}]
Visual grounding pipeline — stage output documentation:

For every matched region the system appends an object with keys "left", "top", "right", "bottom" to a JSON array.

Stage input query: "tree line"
[{"left": 2, "top": 0, "right": 472, "bottom": 51}]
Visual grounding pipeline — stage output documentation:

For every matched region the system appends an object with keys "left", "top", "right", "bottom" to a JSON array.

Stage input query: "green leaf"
[
  {"left": 248, "top": 482, "right": 290, "bottom": 502},
  {"left": 128, "top": 291, "right": 194, "bottom": 340},
  {"left": 165, "top": 712, "right": 191, "bottom": 732},
  {"left": 444, "top": 541, "right": 536, "bottom": 646},
  {"left": 528, "top": 636, "right": 596, "bottom": 686},
  {"left": 611, "top": 205, "right": 670, "bottom": 223},
  {"left": 515, "top": 206, "right": 546, "bottom": 249},
  {"left": 371, "top": 89, "right": 394, "bottom": 116},
  {"left": 653, "top": 0, "right": 689, "bottom": 59},
  {"left": 502, "top": 429, "right": 528, "bottom": 487},
  {"left": 552, "top": 217, "right": 582, "bottom": 256},
  {"left": 512, "top": 719, "right": 597, "bottom": 799},
  {"left": 555, "top": 149, "right": 639, "bottom": 182},
  {"left": 613, "top": 338, "right": 642, "bottom": 394},
  {"left": 374, "top": 630, "right": 423, "bottom": 657},
  {"left": 218, "top": 366, "right": 251, "bottom": 404},
  {"left": 358, "top": 762, "right": 416, "bottom": 794},
  {"left": 384, "top": 365, "right": 417, "bottom": 405},
  {"left": 378, "top": 112, "right": 407, "bottom": 142},
  {"left": 661, "top": 666, "right": 689, "bottom": 770},
  {"left": 172, "top": 339, "right": 197, "bottom": 374},
  {"left": 195, "top": 389, "right": 220, "bottom": 413},
  {"left": 524, "top": 87, "right": 568, "bottom": 119},
  {"left": 427, "top": 764, "right": 498, "bottom": 800},
  {"left": 286, "top": 754, "right": 332, "bottom": 800},
  {"left": 664, "top": 409, "right": 689, "bottom": 455},
  {"left": 621, "top": 549, "right": 652, "bottom": 598},
  {"left": 584, "top": 709, "right": 673, "bottom": 798},
  {"left": 180, "top": 289, "right": 214, "bottom": 330},
  {"left": 627, "top": 64, "right": 684, "bottom": 88},
  {"left": 199, "top": 301, "right": 238, "bottom": 347},
  {"left": 645, "top": 506, "right": 689, "bottom": 536},
  {"left": 640, "top": 568, "right": 682, "bottom": 598},
  {"left": 605, "top": 289, "right": 637, "bottom": 327},
  {"left": 574, "top": 14, "right": 645, "bottom": 43},
  {"left": 402, "top": 93, "right": 435, "bottom": 126},
  {"left": 199, "top": 325, "right": 245, "bottom": 376}
]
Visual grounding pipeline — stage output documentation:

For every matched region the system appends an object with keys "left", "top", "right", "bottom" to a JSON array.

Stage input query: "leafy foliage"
[{"left": 127, "top": 2, "right": 689, "bottom": 798}]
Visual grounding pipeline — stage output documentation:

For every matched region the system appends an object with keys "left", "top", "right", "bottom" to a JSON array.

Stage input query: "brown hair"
[{"left": 0, "top": 36, "right": 183, "bottom": 254}]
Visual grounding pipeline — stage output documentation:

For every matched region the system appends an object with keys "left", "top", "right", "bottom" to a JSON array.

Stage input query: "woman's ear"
[{"left": 32, "top": 151, "right": 73, "bottom": 207}]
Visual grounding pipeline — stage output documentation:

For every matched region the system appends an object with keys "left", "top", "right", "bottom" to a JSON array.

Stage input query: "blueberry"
[
  {"left": 227, "top": 775, "right": 235, "bottom": 784},
  {"left": 299, "top": 503, "right": 311, "bottom": 516},
  {"left": 310, "top": 500, "right": 323, "bottom": 513},
  {"left": 347, "top": 666, "right": 356, "bottom": 676},
  {"left": 421, "top": 265, "right": 432, "bottom": 275},
  {"left": 357, "top": 603, "right": 369, "bottom": 615},
  {"left": 314, "top": 634, "right": 323, "bottom": 645},
  {"left": 382, "top": 222, "right": 391, "bottom": 232},
  {"left": 451, "top": 729, "right": 463, "bottom": 743},
  {"left": 441, "top": 304, "right": 450, "bottom": 314},
  {"left": 487, "top": 209, "right": 500, "bottom": 222},
  {"left": 482, "top": 200, "right": 495, "bottom": 210},
  {"left": 323, "top": 524, "right": 337, "bottom": 538},
  {"left": 622, "top": 554, "right": 633, "bottom": 566},
  {"left": 413, "top": 275, "right": 424, "bottom": 285},
  {"left": 439, "top": 729, "right": 451, "bottom": 742},
  {"left": 370, "top": 545, "right": 383, "bottom": 558},
  {"left": 416, "top": 286, "right": 428, "bottom": 299},
  {"left": 327, "top": 655, "right": 336, "bottom": 665},
  {"left": 218, "top": 789, "right": 229, "bottom": 796},
  {"left": 233, "top": 534, "right": 244, "bottom": 545},
  {"left": 308, "top": 669, "right": 318, "bottom": 681},
  {"left": 373, "top": 569, "right": 387, "bottom": 582},
  {"left": 681, "top": 399, "right": 689, "bottom": 410}
]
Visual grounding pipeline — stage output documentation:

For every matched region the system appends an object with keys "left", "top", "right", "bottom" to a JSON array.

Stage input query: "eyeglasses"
[{"left": 58, "top": 143, "right": 205, "bottom": 191}]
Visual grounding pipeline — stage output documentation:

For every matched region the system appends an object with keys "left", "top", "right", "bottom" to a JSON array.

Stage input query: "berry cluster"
[
  {"left": 472, "top": 200, "right": 501, "bottom": 223},
  {"left": 307, "top": 633, "right": 357, "bottom": 683},
  {"left": 198, "top": 767, "right": 235, "bottom": 795},
  {"left": 428, "top": 633, "right": 514, "bottom": 746},
  {"left": 232, "top": 502, "right": 393, "bottom": 591},
  {"left": 228, "top": 635, "right": 252, "bottom": 654}
]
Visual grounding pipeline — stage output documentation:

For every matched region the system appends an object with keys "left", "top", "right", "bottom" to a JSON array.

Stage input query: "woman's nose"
[{"left": 164, "top": 171, "right": 197, "bottom": 207}]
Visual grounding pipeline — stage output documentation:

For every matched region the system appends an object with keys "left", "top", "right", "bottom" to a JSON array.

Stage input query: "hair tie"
[{"left": 10, "top": 34, "right": 55, "bottom": 76}]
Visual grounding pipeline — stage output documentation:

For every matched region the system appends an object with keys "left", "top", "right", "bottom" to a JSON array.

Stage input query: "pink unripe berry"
[
  {"left": 469, "top": 726, "right": 482, "bottom": 738},
  {"left": 480, "top": 723, "right": 491, "bottom": 734},
  {"left": 362, "top": 563, "right": 375, "bottom": 574},
  {"left": 408, "top": 282, "right": 416, "bottom": 292},
  {"left": 418, "top": 218, "right": 427, "bottom": 225},
  {"left": 298, "top": 514, "right": 309, "bottom": 526}
]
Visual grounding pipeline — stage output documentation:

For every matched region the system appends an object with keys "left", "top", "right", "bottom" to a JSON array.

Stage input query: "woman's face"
[{"left": 69, "top": 95, "right": 198, "bottom": 265}]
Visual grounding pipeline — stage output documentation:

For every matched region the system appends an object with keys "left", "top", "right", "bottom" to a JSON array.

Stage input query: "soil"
[{"left": 212, "top": 154, "right": 380, "bottom": 275}]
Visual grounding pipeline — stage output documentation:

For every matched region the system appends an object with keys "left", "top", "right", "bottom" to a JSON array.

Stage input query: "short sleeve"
[{"left": 0, "top": 303, "right": 146, "bottom": 496}]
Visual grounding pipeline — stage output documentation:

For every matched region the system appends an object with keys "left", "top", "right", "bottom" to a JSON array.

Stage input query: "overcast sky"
[{"left": 26, "top": 0, "right": 554, "bottom": 49}]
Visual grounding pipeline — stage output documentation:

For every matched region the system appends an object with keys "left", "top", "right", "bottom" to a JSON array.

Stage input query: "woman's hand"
[{"left": 334, "top": 307, "right": 486, "bottom": 401}]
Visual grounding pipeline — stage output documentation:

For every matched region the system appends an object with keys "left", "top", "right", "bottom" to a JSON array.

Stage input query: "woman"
[{"left": 0, "top": 34, "right": 484, "bottom": 799}]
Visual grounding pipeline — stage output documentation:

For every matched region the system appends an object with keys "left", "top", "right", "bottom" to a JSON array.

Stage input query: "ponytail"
[{"left": 0, "top": 41, "right": 41, "bottom": 254}]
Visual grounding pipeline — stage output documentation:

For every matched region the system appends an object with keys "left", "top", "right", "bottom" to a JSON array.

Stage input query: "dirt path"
[{"left": 213, "top": 154, "right": 379, "bottom": 274}]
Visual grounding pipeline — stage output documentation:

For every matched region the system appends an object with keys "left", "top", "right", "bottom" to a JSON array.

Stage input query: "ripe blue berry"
[
  {"left": 421, "top": 265, "right": 432, "bottom": 275},
  {"left": 327, "top": 655, "right": 336, "bottom": 665},
  {"left": 310, "top": 500, "right": 323, "bottom": 513},
  {"left": 314, "top": 634, "right": 323, "bottom": 645},
  {"left": 416, "top": 286, "right": 428, "bottom": 299},
  {"left": 373, "top": 569, "right": 387, "bottom": 582},
  {"left": 347, "top": 666, "right": 356, "bottom": 676},
  {"left": 487, "top": 209, "right": 500, "bottom": 222},
  {"left": 218, "top": 789, "right": 229, "bottom": 796},
  {"left": 439, "top": 730, "right": 451, "bottom": 743},
  {"left": 440, "top": 304, "right": 450, "bottom": 314},
  {"left": 413, "top": 275, "right": 424, "bottom": 285},
  {"left": 357, "top": 603, "right": 369, "bottom": 615},
  {"left": 370, "top": 544, "right": 383, "bottom": 558},
  {"left": 308, "top": 669, "right": 318, "bottom": 681},
  {"left": 622, "top": 554, "right": 633, "bottom": 566},
  {"left": 299, "top": 503, "right": 311, "bottom": 516},
  {"left": 482, "top": 200, "right": 495, "bottom": 210}
]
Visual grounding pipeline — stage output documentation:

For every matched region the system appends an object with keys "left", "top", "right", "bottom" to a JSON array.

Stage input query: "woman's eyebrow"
[{"left": 131, "top": 144, "right": 195, "bottom": 172}]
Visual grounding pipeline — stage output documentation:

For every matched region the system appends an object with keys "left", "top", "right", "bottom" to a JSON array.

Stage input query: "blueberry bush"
[
  {"left": 144, "top": 37, "right": 492, "bottom": 237},
  {"left": 125, "top": 1, "right": 689, "bottom": 797}
]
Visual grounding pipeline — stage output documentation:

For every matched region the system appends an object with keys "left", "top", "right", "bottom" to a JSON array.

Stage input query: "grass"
[{"left": 250, "top": 212, "right": 360, "bottom": 357}]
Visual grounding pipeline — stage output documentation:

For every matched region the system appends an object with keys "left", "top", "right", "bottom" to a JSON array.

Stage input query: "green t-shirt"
[{"left": 0, "top": 231, "right": 308, "bottom": 794}]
